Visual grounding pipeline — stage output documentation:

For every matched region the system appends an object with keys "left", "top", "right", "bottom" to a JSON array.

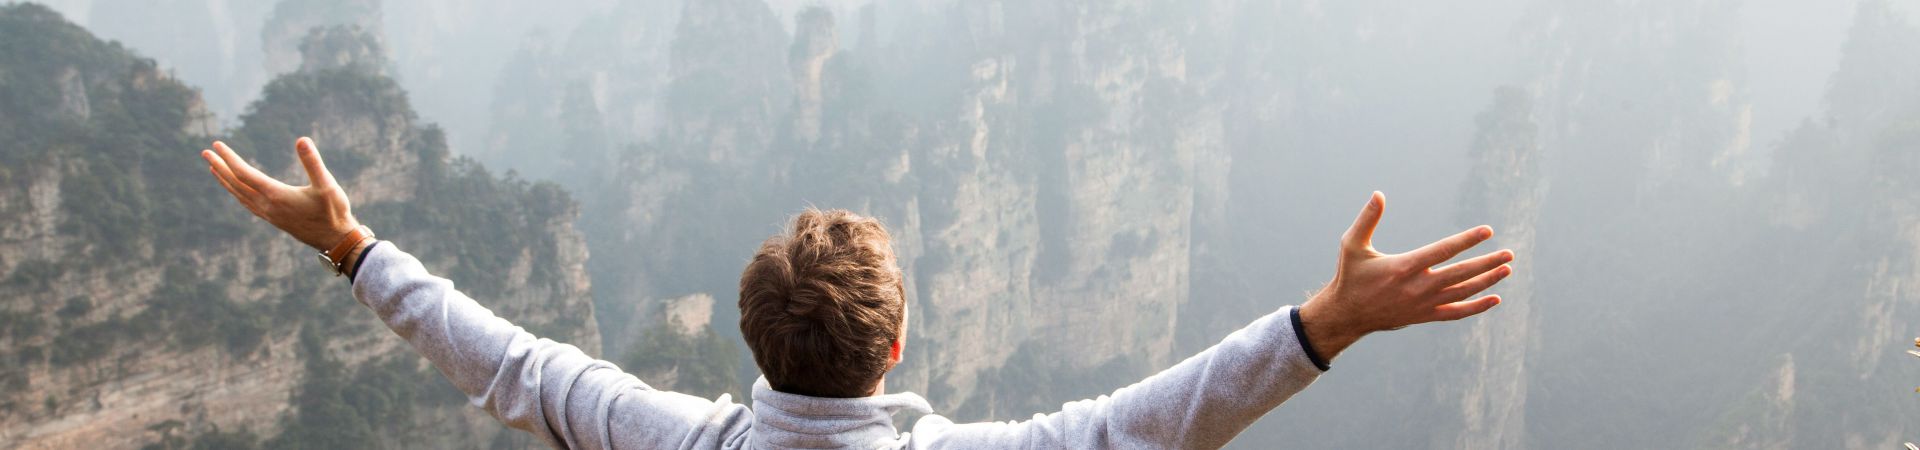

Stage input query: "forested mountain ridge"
[{"left": 0, "top": 5, "right": 597, "bottom": 448}]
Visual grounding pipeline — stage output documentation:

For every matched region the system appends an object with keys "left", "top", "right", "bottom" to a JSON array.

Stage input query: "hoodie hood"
[{"left": 748, "top": 377, "right": 934, "bottom": 449}]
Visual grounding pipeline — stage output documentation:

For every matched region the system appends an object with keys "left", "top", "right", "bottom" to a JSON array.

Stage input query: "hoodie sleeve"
[
  {"left": 350, "top": 242, "right": 754, "bottom": 450},
  {"left": 911, "top": 306, "right": 1325, "bottom": 449}
]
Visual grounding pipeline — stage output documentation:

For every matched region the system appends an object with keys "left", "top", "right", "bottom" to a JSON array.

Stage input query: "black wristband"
[
  {"left": 1290, "top": 306, "right": 1332, "bottom": 371},
  {"left": 346, "top": 240, "right": 381, "bottom": 283}
]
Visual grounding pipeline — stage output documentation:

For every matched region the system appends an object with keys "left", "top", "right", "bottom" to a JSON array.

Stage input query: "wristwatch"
[{"left": 318, "top": 225, "right": 375, "bottom": 276}]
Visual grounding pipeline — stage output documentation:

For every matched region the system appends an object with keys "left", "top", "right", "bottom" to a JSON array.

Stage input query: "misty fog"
[{"left": 3, "top": 0, "right": 1918, "bottom": 448}]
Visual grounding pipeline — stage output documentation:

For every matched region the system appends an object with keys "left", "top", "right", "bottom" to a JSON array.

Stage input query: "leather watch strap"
[{"left": 319, "top": 225, "right": 374, "bottom": 276}]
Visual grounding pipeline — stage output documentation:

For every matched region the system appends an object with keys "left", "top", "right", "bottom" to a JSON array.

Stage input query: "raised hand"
[
  {"left": 1297, "top": 192, "right": 1514, "bottom": 362},
  {"left": 201, "top": 137, "right": 361, "bottom": 251}
]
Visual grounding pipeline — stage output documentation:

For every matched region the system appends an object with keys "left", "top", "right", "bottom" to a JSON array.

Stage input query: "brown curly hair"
[{"left": 738, "top": 209, "right": 907, "bottom": 398}]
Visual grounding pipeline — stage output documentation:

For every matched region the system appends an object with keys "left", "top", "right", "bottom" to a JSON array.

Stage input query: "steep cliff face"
[
  {"left": 0, "top": 6, "right": 598, "bottom": 448},
  {"left": 1709, "top": 3, "right": 1920, "bottom": 448},
  {"left": 1439, "top": 1, "right": 1760, "bottom": 447},
  {"left": 466, "top": 0, "right": 1228, "bottom": 411},
  {"left": 881, "top": 0, "right": 1223, "bottom": 416},
  {"left": 546, "top": 0, "right": 1228, "bottom": 418},
  {"left": 1442, "top": 86, "right": 1542, "bottom": 450},
  {"left": 1480, "top": 1, "right": 1920, "bottom": 448},
  {"left": 1831, "top": 3, "right": 1920, "bottom": 444},
  {"left": 479, "top": 0, "right": 679, "bottom": 186}
]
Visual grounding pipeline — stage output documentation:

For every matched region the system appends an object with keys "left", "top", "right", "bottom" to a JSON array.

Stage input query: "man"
[{"left": 201, "top": 137, "right": 1513, "bottom": 449}]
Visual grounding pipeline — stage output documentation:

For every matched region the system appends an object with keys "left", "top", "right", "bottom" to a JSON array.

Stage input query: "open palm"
[
  {"left": 1298, "top": 192, "right": 1515, "bottom": 361},
  {"left": 200, "top": 137, "right": 360, "bottom": 250}
]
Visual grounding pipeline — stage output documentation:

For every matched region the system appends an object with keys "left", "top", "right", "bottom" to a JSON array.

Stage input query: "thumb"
[
  {"left": 295, "top": 137, "right": 337, "bottom": 189},
  {"left": 1342, "top": 191, "right": 1384, "bottom": 254}
]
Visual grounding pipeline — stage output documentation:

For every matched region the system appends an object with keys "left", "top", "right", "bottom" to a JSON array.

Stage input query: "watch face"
[{"left": 317, "top": 253, "right": 337, "bottom": 270}]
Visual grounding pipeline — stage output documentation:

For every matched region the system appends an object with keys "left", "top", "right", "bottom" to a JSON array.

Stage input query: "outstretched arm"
[
  {"left": 919, "top": 192, "right": 1514, "bottom": 449},
  {"left": 200, "top": 138, "right": 751, "bottom": 449}
]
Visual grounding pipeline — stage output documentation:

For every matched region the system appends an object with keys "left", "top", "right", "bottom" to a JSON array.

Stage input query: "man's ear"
[{"left": 889, "top": 339, "right": 903, "bottom": 363}]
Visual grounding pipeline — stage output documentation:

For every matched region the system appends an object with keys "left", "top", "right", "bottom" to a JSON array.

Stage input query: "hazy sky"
[
  {"left": 23, "top": 0, "right": 1864, "bottom": 157},
  {"left": 1741, "top": 0, "right": 1854, "bottom": 165}
]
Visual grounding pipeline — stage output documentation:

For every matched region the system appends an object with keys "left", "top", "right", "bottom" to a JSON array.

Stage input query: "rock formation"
[{"left": 0, "top": 5, "right": 598, "bottom": 448}]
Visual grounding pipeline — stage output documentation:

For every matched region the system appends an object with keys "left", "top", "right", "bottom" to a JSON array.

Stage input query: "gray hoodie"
[{"left": 352, "top": 242, "right": 1324, "bottom": 449}]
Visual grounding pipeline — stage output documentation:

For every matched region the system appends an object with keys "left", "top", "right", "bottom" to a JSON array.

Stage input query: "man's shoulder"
[{"left": 604, "top": 386, "right": 755, "bottom": 448}]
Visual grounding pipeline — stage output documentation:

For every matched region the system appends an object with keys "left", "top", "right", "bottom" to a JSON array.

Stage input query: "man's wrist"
[
  {"left": 328, "top": 218, "right": 363, "bottom": 250},
  {"left": 341, "top": 238, "right": 377, "bottom": 281},
  {"left": 343, "top": 238, "right": 375, "bottom": 267},
  {"left": 319, "top": 224, "right": 374, "bottom": 276},
  {"left": 1298, "top": 294, "right": 1367, "bottom": 365}
]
